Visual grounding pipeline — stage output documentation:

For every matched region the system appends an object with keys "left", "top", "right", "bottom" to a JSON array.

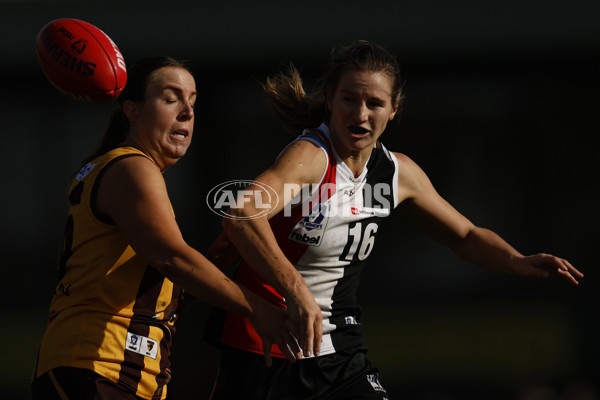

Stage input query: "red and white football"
[{"left": 35, "top": 18, "right": 127, "bottom": 103}]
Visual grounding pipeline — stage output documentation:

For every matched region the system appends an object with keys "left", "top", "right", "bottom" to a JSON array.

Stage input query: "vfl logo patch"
[
  {"left": 289, "top": 204, "right": 328, "bottom": 246},
  {"left": 76, "top": 162, "right": 96, "bottom": 181},
  {"left": 366, "top": 372, "right": 387, "bottom": 393},
  {"left": 297, "top": 204, "right": 328, "bottom": 231},
  {"left": 126, "top": 332, "right": 158, "bottom": 359}
]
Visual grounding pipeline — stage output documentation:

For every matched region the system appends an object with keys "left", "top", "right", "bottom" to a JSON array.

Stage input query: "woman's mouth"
[
  {"left": 171, "top": 130, "right": 189, "bottom": 140},
  {"left": 348, "top": 126, "right": 369, "bottom": 135}
]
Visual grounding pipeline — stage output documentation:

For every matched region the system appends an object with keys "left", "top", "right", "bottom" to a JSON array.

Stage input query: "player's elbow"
[{"left": 139, "top": 243, "right": 191, "bottom": 279}]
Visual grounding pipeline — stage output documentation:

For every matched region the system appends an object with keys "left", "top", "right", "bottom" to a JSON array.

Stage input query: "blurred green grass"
[
  {"left": 5, "top": 300, "right": 580, "bottom": 399},
  {"left": 3, "top": 310, "right": 47, "bottom": 400},
  {"left": 361, "top": 300, "right": 578, "bottom": 388}
]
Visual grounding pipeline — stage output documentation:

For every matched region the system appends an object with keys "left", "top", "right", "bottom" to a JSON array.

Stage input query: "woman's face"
[
  {"left": 327, "top": 68, "right": 398, "bottom": 158},
  {"left": 126, "top": 66, "right": 197, "bottom": 169}
]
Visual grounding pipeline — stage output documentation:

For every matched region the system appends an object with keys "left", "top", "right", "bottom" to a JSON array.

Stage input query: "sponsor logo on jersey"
[
  {"left": 206, "top": 180, "right": 279, "bottom": 220},
  {"left": 76, "top": 162, "right": 96, "bottom": 181},
  {"left": 349, "top": 206, "right": 390, "bottom": 217},
  {"left": 289, "top": 231, "right": 321, "bottom": 245},
  {"left": 126, "top": 332, "right": 158, "bottom": 359}
]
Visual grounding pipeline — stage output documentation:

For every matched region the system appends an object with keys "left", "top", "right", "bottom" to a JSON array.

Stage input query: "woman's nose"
[
  {"left": 179, "top": 101, "right": 194, "bottom": 121},
  {"left": 354, "top": 102, "right": 369, "bottom": 121}
]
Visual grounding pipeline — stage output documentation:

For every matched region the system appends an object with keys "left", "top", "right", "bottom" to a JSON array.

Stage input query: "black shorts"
[
  {"left": 30, "top": 366, "right": 145, "bottom": 400},
  {"left": 210, "top": 346, "right": 389, "bottom": 400}
]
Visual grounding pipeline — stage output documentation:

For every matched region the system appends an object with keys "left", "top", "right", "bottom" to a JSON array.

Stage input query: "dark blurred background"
[{"left": 1, "top": 1, "right": 598, "bottom": 399}]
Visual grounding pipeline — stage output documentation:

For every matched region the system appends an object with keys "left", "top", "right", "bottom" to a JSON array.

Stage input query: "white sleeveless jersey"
[{"left": 206, "top": 123, "right": 400, "bottom": 358}]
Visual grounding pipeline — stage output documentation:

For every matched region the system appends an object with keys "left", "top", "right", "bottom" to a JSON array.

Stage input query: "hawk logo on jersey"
[{"left": 289, "top": 204, "right": 329, "bottom": 246}]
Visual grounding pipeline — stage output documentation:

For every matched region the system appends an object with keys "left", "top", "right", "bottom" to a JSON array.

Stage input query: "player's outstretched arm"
[
  {"left": 451, "top": 227, "right": 583, "bottom": 285},
  {"left": 393, "top": 151, "right": 583, "bottom": 285}
]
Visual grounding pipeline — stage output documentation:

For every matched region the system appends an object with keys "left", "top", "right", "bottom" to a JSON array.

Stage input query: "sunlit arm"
[
  {"left": 452, "top": 227, "right": 583, "bottom": 285},
  {"left": 221, "top": 139, "right": 328, "bottom": 357},
  {"left": 95, "top": 156, "right": 300, "bottom": 365},
  {"left": 394, "top": 151, "right": 583, "bottom": 286}
]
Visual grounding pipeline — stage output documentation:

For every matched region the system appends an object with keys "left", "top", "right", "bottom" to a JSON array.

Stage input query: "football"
[{"left": 35, "top": 18, "right": 127, "bottom": 103}]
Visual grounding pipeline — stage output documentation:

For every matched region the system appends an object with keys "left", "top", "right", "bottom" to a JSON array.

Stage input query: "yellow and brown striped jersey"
[{"left": 34, "top": 146, "right": 182, "bottom": 400}]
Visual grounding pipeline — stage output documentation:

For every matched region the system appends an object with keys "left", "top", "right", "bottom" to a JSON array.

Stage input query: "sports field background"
[{"left": 2, "top": 1, "right": 598, "bottom": 399}]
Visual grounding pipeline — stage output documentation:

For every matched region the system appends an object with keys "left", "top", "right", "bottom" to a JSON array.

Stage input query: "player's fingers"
[
  {"left": 262, "top": 339, "right": 273, "bottom": 367},
  {"left": 294, "top": 317, "right": 307, "bottom": 356},
  {"left": 275, "top": 337, "right": 299, "bottom": 364},
  {"left": 303, "top": 316, "right": 314, "bottom": 357},
  {"left": 557, "top": 267, "right": 580, "bottom": 285},
  {"left": 284, "top": 318, "right": 300, "bottom": 338},
  {"left": 283, "top": 319, "right": 302, "bottom": 359},
  {"left": 271, "top": 321, "right": 301, "bottom": 363},
  {"left": 556, "top": 259, "right": 583, "bottom": 285},
  {"left": 313, "top": 318, "right": 323, "bottom": 357},
  {"left": 563, "top": 259, "right": 584, "bottom": 278}
]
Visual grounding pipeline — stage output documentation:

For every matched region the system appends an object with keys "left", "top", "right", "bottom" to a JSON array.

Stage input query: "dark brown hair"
[{"left": 263, "top": 40, "right": 404, "bottom": 134}]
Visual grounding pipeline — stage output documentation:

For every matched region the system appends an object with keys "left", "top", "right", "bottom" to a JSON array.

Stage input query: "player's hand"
[
  {"left": 285, "top": 284, "right": 323, "bottom": 358},
  {"left": 245, "top": 291, "right": 302, "bottom": 366},
  {"left": 516, "top": 253, "right": 583, "bottom": 285}
]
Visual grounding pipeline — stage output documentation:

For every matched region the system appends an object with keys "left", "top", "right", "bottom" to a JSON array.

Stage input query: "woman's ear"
[
  {"left": 122, "top": 100, "right": 139, "bottom": 124},
  {"left": 389, "top": 103, "right": 399, "bottom": 120}
]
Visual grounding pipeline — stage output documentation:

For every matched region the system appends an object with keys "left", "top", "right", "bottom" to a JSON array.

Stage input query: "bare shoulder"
[
  {"left": 275, "top": 138, "right": 327, "bottom": 164},
  {"left": 391, "top": 151, "right": 424, "bottom": 177},
  {"left": 391, "top": 151, "right": 416, "bottom": 166},
  {"left": 391, "top": 151, "right": 435, "bottom": 198},
  {"left": 268, "top": 138, "right": 328, "bottom": 185}
]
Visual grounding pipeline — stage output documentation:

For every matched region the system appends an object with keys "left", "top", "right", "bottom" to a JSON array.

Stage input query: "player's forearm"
[
  {"left": 152, "top": 247, "right": 256, "bottom": 318},
  {"left": 222, "top": 216, "right": 307, "bottom": 298},
  {"left": 452, "top": 226, "right": 524, "bottom": 274}
]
